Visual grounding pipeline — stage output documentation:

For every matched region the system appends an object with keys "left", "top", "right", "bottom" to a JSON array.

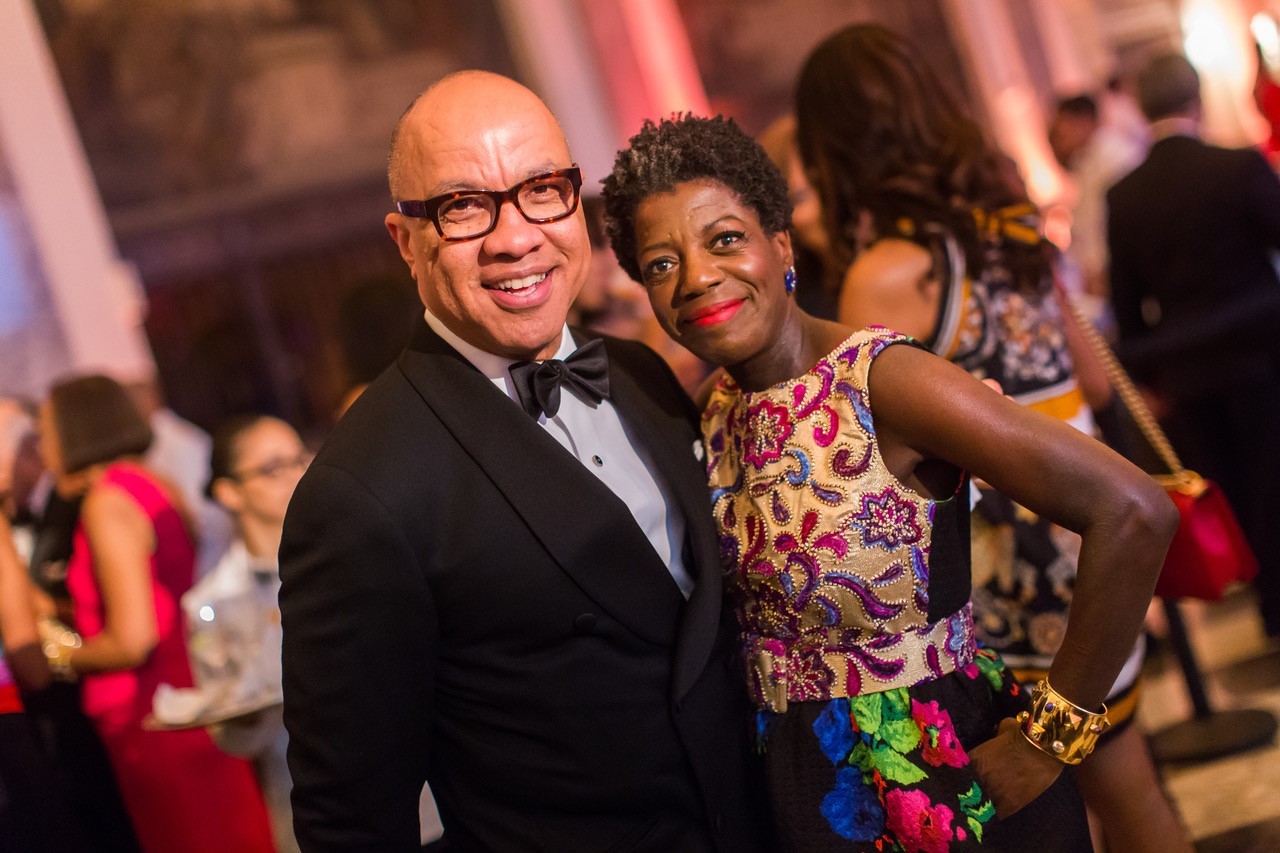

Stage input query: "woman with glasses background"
[{"left": 183, "top": 414, "right": 311, "bottom": 853}]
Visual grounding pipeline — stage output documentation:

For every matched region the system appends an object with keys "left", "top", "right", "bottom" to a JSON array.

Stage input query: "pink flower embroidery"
[
  {"left": 884, "top": 788, "right": 956, "bottom": 853},
  {"left": 850, "top": 487, "right": 923, "bottom": 550},
  {"left": 788, "top": 647, "right": 835, "bottom": 701},
  {"left": 911, "top": 699, "right": 968, "bottom": 768},
  {"left": 743, "top": 399, "right": 793, "bottom": 469}
]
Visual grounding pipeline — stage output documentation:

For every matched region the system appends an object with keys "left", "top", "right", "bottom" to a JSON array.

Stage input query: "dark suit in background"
[
  {"left": 1107, "top": 133, "right": 1280, "bottom": 632},
  {"left": 280, "top": 320, "right": 768, "bottom": 851}
]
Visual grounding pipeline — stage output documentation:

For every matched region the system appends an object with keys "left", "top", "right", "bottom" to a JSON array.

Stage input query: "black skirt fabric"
[{"left": 757, "top": 648, "right": 1092, "bottom": 852}]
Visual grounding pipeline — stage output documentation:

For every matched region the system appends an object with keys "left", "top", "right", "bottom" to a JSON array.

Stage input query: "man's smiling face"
[{"left": 385, "top": 73, "right": 589, "bottom": 361}]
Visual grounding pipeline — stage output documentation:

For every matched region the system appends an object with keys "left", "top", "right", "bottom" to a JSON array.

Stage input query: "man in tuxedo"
[
  {"left": 1106, "top": 54, "right": 1280, "bottom": 634},
  {"left": 279, "top": 71, "right": 769, "bottom": 851}
]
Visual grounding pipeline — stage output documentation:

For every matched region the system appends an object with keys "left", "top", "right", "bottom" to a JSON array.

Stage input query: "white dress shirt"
[{"left": 424, "top": 310, "right": 694, "bottom": 598}]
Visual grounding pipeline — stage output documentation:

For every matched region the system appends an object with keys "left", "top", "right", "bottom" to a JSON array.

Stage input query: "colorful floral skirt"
[{"left": 757, "top": 648, "right": 1092, "bottom": 852}]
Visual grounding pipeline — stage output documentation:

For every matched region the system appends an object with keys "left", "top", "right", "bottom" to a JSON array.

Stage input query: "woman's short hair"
[
  {"left": 602, "top": 114, "right": 792, "bottom": 282},
  {"left": 47, "top": 375, "right": 153, "bottom": 474},
  {"left": 206, "top": 414, "right": 271, "bottom": 498}
]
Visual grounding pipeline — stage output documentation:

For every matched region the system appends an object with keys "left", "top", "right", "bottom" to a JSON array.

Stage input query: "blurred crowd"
[{"left": 0, "top": 20, "right": 1278, "bottom": 853}]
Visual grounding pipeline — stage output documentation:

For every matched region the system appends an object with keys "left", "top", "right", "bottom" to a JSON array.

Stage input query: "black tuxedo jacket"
[
  {"left": 1106, "top": 135, "right": 1280, "bottom": 397},
  {"left": 280, "top": 319, "right": 770, "bottom": 852}
]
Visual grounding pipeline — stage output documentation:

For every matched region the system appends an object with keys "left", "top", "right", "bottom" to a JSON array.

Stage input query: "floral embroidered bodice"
[{"left": 703, "top": 328, "right": 976, "bottom": 712}]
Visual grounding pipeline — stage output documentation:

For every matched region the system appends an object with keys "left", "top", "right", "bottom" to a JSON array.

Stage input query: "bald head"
[{"left": 387, "top": 71, "right": 567, "bottom": 202}]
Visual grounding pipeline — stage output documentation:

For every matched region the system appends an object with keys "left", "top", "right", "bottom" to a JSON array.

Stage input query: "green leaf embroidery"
[
  {"left": 879, "top": 718, "right": 922, "bottom": 754},
  {"left": 958, "top": 781, "right": 996, "bottom": 843},
  {"left": 849, "top": 693, "right": 884, "bottom": 736},
  {"left": 974, "top": 654, "right": 1004, "bottom": 692},
  {"left": 868, "top": 743, "right": 928, "bottom": 785},
  {"left": 883, "top": 688, "right": 912, "bottom": 721}
]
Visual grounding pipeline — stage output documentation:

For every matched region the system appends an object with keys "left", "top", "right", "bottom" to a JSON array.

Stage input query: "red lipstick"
[{"left": 685, "top": 299, "right": 746, "bottom": 328}]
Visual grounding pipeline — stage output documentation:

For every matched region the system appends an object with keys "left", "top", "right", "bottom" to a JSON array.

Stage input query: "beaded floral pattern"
[{"left": 704, "top": 328, "right": 976, "bottom": 712}]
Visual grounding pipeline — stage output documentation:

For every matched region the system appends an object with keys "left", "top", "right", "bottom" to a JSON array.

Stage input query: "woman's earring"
[{"left": 784, "top": 266, "right": 797, "bottom": 294}]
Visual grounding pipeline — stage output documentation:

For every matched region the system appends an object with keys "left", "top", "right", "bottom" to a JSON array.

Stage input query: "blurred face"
[
  {"left": 786, "top": 153, "right": 828, "bottom": 256},
  {"left": 634, "top": 180, "right": 793, "bottom": 369},
  {"left": 1049, "top": 113, "right": 1098, "bottom": 167},
  {"left": 385, "top": 76, "right": 589, "bottom": 360},
  {"left": 36, "top": 402, "right": 65, "bottom": 479},
  {"left": 215, "top": 419, "right": 308, "bottom": 529}
]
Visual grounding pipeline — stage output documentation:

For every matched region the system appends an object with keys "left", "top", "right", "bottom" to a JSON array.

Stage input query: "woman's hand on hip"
[{"left": 969, "top": 717, "right": 1064, "bottom": 819}]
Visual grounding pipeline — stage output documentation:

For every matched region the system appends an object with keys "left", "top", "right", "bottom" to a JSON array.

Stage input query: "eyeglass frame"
[
  {"left": 229, "top": 452, "right": 313, "bottom": 484},
  {"left": 395, "top": 166, "right": 583, "bottom": 242}
]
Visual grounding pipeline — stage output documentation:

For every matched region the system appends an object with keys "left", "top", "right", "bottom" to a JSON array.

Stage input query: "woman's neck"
[{"left": 727, "top": 310, "right": 848, "bottom": 392}]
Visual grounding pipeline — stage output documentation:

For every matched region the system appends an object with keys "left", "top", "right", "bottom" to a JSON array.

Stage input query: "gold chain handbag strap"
[{"left": 1058, "top": 294, "right": 1205, "bottom": 494}]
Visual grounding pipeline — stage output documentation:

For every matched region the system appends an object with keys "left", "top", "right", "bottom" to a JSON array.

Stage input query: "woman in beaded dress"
[
  {"left": 602, "top": 114, "right": 1176, "bottom": 851},
  {"left": 793, "top": 24, "right": 1191, "bottom": 852}
]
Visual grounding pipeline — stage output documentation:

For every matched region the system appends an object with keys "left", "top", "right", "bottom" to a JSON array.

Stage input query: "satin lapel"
[
  {"left": 600, "top": 339, "right": 724, "bottom": 702},
  {"left": 398, "top": 320, "right": 682, "bottom": 646}
]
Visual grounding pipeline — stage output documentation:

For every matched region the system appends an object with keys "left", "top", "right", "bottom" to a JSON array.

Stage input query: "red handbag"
[
  {"left": 1062, "top": 295, "right": 1260, "bottom": 601},
  {"left": 1152, "top": 472, "right": 1258, "bottom": 600}
]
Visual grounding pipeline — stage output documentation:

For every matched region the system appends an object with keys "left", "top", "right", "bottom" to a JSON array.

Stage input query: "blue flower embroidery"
[
  {"left": 813, "top": 698, "right": 855, "bottom": 765},
  {"left": 821, "top": 766, "right": 885, "bottom": 841}
]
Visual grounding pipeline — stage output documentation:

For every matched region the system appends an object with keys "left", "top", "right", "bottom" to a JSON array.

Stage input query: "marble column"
[
  {"left": 0, "top": 0, "right": 154, "bottom": 399},
  {"left": 941, "top": 0, "right": 1068, "bottom": 206}
]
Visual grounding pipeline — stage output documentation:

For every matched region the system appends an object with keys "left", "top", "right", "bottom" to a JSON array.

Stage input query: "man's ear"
[
  {"left": 211, "top": 478, "right": 244, "bottom": 515},
  {"left": 385, "top": 214, "right": 417, "bottom": 280}
]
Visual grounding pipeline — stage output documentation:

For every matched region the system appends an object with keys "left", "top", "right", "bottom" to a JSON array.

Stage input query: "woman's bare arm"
[
  {"left": 69, "top": 485, "right": 160, "bottom": 674},
  {"left": 871, "top": 343, "right": 1175, "bottom": 707},
  {"left": 868, "top": 344, "right": 1176, "bottom": 815},
  {"left": 0, "top": 514, "right": 50, "bottom": 690}
]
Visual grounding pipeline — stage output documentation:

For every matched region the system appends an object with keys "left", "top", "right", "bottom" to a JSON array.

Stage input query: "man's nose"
[{"left": 482, "top": 198, "right": 545, "bottom": 258}]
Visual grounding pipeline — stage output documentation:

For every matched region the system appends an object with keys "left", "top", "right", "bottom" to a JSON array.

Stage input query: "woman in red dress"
[{"left": 38, "top": 375, "right": 274, "bottom": 853}]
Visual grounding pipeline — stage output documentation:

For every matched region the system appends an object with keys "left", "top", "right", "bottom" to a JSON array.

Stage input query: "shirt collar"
[{"left": 422, "top": 308, "right": 575, "bottom": 380}]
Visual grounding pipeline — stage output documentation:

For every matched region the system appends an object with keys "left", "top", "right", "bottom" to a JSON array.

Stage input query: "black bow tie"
[{"left": 508, "top": 338, "right": 610, "bottom": 420}]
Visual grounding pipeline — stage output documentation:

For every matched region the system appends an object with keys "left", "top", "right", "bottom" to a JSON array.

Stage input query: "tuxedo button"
[
  {"left": 591, "top": 454, "right": 604, "bottom": 467},
  {"left": 573, "top": 613, "right": 597, "bottom": 633}
]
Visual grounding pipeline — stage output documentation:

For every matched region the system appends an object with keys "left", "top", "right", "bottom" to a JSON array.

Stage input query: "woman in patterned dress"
[
  {"left": 602, "top": 114, "right": 1176, "bottom": 851},
  {"left": 793, "top": 24, "right": 1191, "bottom": 852}
]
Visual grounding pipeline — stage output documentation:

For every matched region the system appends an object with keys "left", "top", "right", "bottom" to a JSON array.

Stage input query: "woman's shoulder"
[
  {"left": 92, "top": 461, "right": 185, "bottom": 523},
  {"left": 844, "top": 238, "right": 934, "bottom": 292}
]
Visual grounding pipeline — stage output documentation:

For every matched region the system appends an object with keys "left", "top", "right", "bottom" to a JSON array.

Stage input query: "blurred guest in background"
[
  {"left": 1254, "top": 42, "right": 1280, "bottom": 166},
  {"left": 0, "top": 399, "right": 141, "bottom": 852},
  {"left": 184, "top": 415, "right": 309, "bottom": 853},
  {"left": 0, "top": 510, "right": 89, "bottom": 852},
  {"left": 795, "top": 24, "right": 1189, "bottom": 851},
  {"left": 1048, "top": 94, "right": 1145, "bottom": 306},
  {"left": 758, "top": 114, "right": 842, "bottom": 320},
  {"left": 1107, "top": 53, "right": 1280, "bottom": 638},
  {"left": 38, "top": 375, "right": 275, "bottom": 853},
  {"left": 128, "top": 375, "right": 235, "bottom": 580}
]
